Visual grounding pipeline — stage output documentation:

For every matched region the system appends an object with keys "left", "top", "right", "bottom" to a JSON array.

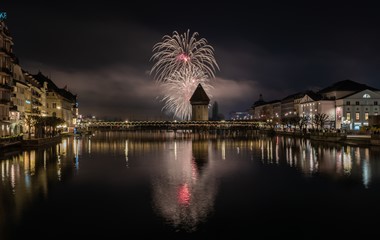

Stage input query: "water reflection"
[
  {"left": 0, "top": 137, "right": 76, "bottom": 238},
  {"left": 151, "top": 139, "right": 217, "bottom": 232},
  {"left": 2, "top": 131, "right": 380, "bottom": 238},
  {"left": 256, "top": 136, "right": 380, "bottom": 188}
]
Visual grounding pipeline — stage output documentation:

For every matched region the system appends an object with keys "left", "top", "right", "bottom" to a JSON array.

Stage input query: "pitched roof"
[
  {"left": 33, "top": 71, "right": 59, "bottom": 90},
  {"left": 338, "top": 89, "right": 380, "bottom": 99},
  {"left": 33, "top": 71, "right": 77, "bottom": 101},
  {"left": 318, "top": 79, "right": 379, "bottom": 93},
  {"left": 281, "top": 91, "right": 305, "bottom": 101},
  {"left": 304, "top": 90, "right": 322, "bottom": 101},
  {"left": 190, "top": 83, "right": 210, "bottom": 104}
]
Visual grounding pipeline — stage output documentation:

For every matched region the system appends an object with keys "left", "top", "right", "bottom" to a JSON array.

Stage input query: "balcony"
[
  {"left": 0, "top": 98, "right": 10, "bottom": 105},
  {"left": 0, "top": 67, "right": 12, "bottom": 75},
  {"left": 0, "top": 47, "right": 15, "bottom": 58},
  {"left": 32, "top": 100, "right": 42, "bottom": 106},
  {"left": 9, "top": 105, "right": 17, "bottom": 111},
  {"left": 0, "top": 83, "right": 12, "bottom": 90},
  {"left": 32, "top": 91, "right": 41, "bottom": 98},
  {"left": 31, "top": 109, "right": 41, "bottom": 114}
]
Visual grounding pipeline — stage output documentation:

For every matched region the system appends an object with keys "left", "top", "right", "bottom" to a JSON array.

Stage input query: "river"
[{"left": 1, "top": 131, "right": 380, "bottom": 239}]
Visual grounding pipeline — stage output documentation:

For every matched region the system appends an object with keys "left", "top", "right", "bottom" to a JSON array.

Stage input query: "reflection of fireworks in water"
[
  {"left": 151, "top": 141, "right": 217, "bottom": 233},
  {"left": 177, "top": 183, "right": 191, "bottom": 206},
  {"left": 150, "top": 29, "right": 219, "bottom": 83},
  {"left": 150, "top": 30, "right": 218, "bottom": 120},
  {"left": 160, "top": 67, "right": 213, "bottom": 120}
]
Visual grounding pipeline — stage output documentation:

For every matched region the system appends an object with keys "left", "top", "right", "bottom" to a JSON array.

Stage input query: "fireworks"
[
  {"left": 150, "top": 30, "right": 218, "bottom": 120},
  {"left": 160, "top": 67, "right": 213, "bottom": 120}
]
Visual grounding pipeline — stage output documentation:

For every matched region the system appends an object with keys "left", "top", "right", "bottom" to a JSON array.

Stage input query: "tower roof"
[
  {"left": 190, "top": 83, "right": 210, "bottom": 104},
  {"left": 252, "top": 93, "right": 266, "bottom": 107}
]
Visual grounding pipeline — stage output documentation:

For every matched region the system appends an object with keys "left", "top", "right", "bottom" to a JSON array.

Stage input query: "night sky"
[{"left": 3, "top": 2, "right": 380, "bottom": 120}]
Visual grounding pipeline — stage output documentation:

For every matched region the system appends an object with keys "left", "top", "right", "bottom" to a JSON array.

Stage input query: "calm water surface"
[{"left": 1, "top": 131, "right": 380, "bottom": 239}]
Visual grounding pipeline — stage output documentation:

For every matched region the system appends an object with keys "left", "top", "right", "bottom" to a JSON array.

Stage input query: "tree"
[
  {"left": 48, "top": 116, "right": 65, "bottom": 136},
  {"left": 34, "top": 116, "right": 45, "bottom": 138},
  {"left": 313, "top": 113, "right": 329, "bottom": 130},
  {"left": 298, "top": 116, "right": 309, "bottom": 133},
  {"left": 30, "top": 116, "right": 66, "bottom": 138},
  {"left": 23, "top": 115, "right": 36, "bottom": 139},
  {"left": 282, "top": 117, "right": 294, "bottom": 129}
]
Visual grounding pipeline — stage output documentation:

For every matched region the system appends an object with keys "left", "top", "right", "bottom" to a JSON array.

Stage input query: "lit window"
[
  {"left": 365, "top": 112, "right": 369, "bottom": 120},
  {"left": 363, "top": 93, "right": 371, "bottom": 98},
  {"left": 347, "top": 113, "right": 351, "bottom": 121},
  {"left": 356, "top": 112, "right": 360, "bottom": 121}
]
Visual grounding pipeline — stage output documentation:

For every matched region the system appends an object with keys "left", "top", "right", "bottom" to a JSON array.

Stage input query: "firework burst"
[
  {"left": 160, "top": 67, "right": 213, "bottom": 120},
  {"left": 150, "top": 29, "right": 219, "bottom": 83},
  {"left": 151, "top": 30, "right": 218, "bottom": 120}
]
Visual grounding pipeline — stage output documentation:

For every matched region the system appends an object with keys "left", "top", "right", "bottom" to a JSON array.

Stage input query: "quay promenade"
[
  {"left": 0, "top": 135, "right": 23, "bottom": 149},
  {"left": 0, "top": 134, "right": 62, "bottom": 150}
]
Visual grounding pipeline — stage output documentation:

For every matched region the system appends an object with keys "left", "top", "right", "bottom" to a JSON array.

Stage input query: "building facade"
[
  {"left": 337, "top": 89, "right": 380, "bottom": 130},
  {"left": 0, "top": 21, "right": 14, "bottom": 136},
  {"left": 0, "top": 21, "right": 79, "bottom": 137},
  {"left": 33, "top": 72, "right": 77, "bottom": 131},
  {"left": 250, "top": 79, "right": 380, "bottom": 131},
  {"left": 299, "top": 92, "right": 335, "bottom": 128}
]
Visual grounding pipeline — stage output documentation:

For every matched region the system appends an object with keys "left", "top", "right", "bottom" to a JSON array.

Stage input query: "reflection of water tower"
[
  {"left": 192, "top": 139, "right": 209, "bottom": 173},
  {"left": 190, "top": 83, "right": 210, "bottom": 121},
  {"left": 151, "top": 140, "right": 216, "bottom": 232}
]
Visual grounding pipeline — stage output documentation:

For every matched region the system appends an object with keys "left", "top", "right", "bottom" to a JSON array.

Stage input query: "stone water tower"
[{"left": 190, "top": 84, "right": 210, "bottom": 121}]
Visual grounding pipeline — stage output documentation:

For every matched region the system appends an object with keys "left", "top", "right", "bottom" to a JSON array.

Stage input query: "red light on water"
[{"left": 177, "top": 183, "right": 191, "bottom": 206}]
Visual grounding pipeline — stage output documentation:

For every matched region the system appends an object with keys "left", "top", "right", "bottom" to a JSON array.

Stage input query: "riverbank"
[
  {"left": 271, "top": 129, "right": 379, "bottom": 146},
  {"left": 21, "top": 135, "right": 62, "bottom": 148},
  {"left": 0, "top": 135, "right": 63, "bottom": 151},
  {"left": 0, "top": 135, "right": 23, "bottom": 150}
]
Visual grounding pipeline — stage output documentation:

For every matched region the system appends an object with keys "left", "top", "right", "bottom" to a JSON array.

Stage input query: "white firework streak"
[
  {"left": 150, "top": 29, "right": 219, "bottom": 83},
  {"left": 160, "top": 67, "right": 213, "bottom": 120}
]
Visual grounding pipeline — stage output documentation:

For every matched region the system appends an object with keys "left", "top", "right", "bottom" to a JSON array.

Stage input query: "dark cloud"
[{"left": 3, "top": 2, "right": 380, "bottom": 119}]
